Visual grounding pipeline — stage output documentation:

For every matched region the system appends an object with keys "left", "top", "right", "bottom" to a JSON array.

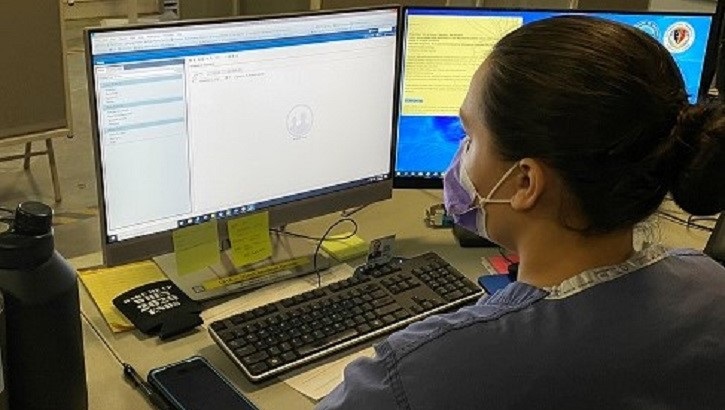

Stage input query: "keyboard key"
[
  {"left": 241, "top": 351, "right": 269, "bottom": 365},
  {"left": 381, "top": 315, "right": 396, "bottom": 325},
  {"left": 369, "top": 319, "right": 384, "bottom": 328},
  {"left": 280, "top": 342, "right": 292, "bottom": 352},
  {"left": 356, "top": 324, "right": 371, "bottom": 333},
  {"left": 218, "top": 331, "right": 235, "bottom": 342},
  {"left": 228, "top": 339, "right": 247, "bottom": 349},
  {"left": 266, "top": 357, "right": 283, "bottom": 368},
  {"left": 281, "top": 351, "right": 297, "bottom": 362},
  {"left": 295, "top": 328, "right": 359, "bottom": 357},
  {"left": 372, "top": 297, "right": 395, "bottom": 308},
  {"left": 211, "top": 321, "right": 227, "bottom": 332},
  {"left": 375, "top": 303, "right": 400, "bottom": 317},
  {"left": 445, "top": 290, "right": 464, "bottom": 301},
  {"left": 268, "top": 346, "right": 282, "bottom": 356},
  {"left": 248, "top": 362, "right": 268, "bottom": 375},
  {"left": 371, "top": 290, "right": 387, "bottom": 299},
  {"left": 393, "top": 310, "right": 411, "bottom": 320},
  {"left": 234, "top": 345, "right": 256, "bottom": 357}
]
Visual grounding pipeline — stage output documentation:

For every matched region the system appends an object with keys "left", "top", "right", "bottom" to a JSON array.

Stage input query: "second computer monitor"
[{"left": 395, "top": 7, "right": 718, "bottom": 188}]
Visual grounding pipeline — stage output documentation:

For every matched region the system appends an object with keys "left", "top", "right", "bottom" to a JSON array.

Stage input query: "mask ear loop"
[{"left": 476, "top": 163, "right": 520, "bottom": 207}]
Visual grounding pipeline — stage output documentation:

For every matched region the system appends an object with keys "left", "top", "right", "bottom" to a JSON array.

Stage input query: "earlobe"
[{"left": 511, "top": 159, "right": 545, "bottom": 211}]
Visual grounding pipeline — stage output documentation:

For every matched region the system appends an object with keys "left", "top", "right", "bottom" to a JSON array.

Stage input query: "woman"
[{"left": 317, "top": 16, "right": 725, "bottom": 409}]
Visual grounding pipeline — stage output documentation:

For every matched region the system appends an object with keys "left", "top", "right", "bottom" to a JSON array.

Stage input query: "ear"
[{"left": 510, "top": 158, "right": 545, "bottom": 211}]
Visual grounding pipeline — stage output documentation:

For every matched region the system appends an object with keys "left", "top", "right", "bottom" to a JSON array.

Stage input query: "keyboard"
[{"left": 209, "top": 252, "right": 483, "bottom": 381}]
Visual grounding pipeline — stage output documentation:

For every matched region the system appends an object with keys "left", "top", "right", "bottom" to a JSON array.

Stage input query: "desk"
[{"left": 75, "top": 190, "right": 712, "bottom": 409}]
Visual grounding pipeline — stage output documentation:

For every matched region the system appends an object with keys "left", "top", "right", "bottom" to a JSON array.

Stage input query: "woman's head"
[{"left": 457, "top": 16, "right": 725, "bottom": 246}]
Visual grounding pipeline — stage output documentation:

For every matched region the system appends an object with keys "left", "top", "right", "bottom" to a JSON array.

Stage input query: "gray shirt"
[{"left": 317, "top": 246, "right": 725, "bottom": 409}]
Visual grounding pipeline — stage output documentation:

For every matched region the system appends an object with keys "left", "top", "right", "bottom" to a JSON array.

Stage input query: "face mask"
[{"left": 443, "top": 138, "right": 518, "bottom": 240}]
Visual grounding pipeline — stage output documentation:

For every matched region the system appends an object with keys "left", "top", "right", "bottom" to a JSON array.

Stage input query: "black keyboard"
[{"left": 209, "top": 252, "right": 483, "bottom": 381}]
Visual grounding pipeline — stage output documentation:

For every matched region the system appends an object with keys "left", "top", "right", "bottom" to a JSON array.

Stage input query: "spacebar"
[{"left": 296, "top": 328, "right": 360, "bottom": 357}]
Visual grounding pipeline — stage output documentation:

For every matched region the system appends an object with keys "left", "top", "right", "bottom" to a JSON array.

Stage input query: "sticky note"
[
  {"left": 172, "top": 220, "right": 220, "bottom": 275},
  {"left": 79, "top": 261, "right": 166, "bottom": 333},
  {"left": 321, "top": 233, "right": 368, "bottom": 261},
  {"left": 228, "top": 211, "right": 273, "bottom": 267}
]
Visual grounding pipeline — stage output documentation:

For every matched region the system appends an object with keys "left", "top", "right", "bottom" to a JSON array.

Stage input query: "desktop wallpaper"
[{"left": 396, "top": 9, "right": 714, "bottom": 177}]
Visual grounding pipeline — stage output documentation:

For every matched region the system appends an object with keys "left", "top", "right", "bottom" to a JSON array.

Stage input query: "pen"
[{"left": 123, "top": 363, "right": 172, "bottom": 410}]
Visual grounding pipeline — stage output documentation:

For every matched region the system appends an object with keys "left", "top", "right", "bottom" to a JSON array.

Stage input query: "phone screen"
[{"left": 149, "top": 357, "right": 257, "bottom": 410}]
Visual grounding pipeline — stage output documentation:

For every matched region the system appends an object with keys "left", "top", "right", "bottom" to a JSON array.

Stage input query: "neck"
[{"left": 515, "top": 227, "right": 635, "bottom": 288}]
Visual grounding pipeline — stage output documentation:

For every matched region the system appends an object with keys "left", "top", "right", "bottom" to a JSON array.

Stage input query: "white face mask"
[{"left": 459, "top": 160, "right": 518, "bottom": 240}]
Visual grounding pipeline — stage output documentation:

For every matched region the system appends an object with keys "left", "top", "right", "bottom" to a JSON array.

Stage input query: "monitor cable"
[
  {"left": 271, "top": 218, "right": 359, "bottom": 287},
  {"left": 311, "top": 217, "right": 358, "bottom": 287}
]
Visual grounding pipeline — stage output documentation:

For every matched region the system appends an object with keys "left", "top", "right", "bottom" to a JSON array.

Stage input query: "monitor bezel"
[
  {"left": 85, "top": 6, "right": 403, "bottom": 266},
  {"left": 393, "top": 5, "right": 722, "bottom": 190}
]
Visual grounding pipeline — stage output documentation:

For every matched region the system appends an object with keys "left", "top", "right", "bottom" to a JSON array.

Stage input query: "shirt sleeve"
[{"left": 315, "top": 347, "right": 400, "bottom": 410}]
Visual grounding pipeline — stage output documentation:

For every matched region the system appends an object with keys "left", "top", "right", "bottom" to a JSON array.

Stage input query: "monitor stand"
[
  {"left": 452, "top": 224, "right": 497, "bottom": 248},
  {"left": 153, "top": 233, "right": 333, "bottom": 301}
]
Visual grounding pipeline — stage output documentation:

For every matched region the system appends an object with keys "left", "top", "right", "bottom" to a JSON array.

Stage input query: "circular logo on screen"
[
  {"left": 287, "top": 105, "right": 314, "bottom": 139},
  {"left": 635, "top": 21, "right": 660, "bottom": 39},
  {"left": 664, "top": 22, "right": 695, "bottom": 53}
]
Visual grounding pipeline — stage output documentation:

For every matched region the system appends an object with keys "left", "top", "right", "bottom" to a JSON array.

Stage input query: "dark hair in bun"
[
  {"left": 667, "top": 103, "right": 725, "bottom": 216},
  {"left": 478, "top": 16, "right": 724, "bottom": 234}
]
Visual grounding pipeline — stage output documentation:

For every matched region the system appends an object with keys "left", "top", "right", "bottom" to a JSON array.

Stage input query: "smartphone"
[{"left": 148, "top": 356, "right": 258, "bottom": 410}]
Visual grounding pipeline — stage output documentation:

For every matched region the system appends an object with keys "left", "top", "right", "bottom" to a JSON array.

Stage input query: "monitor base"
[{"left": 153, "top": 234, "right": 333, "bottom": 301}]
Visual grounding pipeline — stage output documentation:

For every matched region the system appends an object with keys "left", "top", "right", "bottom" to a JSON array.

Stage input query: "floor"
[{"left": 0, "top": 0, "right": 717, "bottom": 260}]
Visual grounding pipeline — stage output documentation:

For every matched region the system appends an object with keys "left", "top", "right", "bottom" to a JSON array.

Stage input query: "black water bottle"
[{"left": 0, "top": 202, "right": 87, "bottom": 409}]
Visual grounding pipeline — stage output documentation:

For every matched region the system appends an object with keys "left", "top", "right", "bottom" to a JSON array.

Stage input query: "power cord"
[{"left": 311, "top": 218, "right": 358, "bottom": 287}]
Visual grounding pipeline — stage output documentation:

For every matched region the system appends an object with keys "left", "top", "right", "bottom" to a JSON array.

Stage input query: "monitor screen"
[
  {"left": 395, "top": 7, "right": 717, "bottom": 188},
  {"left": 86, "top": 8, "right": 400, "bottom": 265}
]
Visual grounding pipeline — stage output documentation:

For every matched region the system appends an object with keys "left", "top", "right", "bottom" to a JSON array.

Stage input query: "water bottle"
[{"left": 0, "top": 201, "right": 87, "bottom": 409}]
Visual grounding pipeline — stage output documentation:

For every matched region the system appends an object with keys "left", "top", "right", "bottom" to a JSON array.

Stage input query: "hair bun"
[{"left": 668, "top": 101, "right": 725, "bottom": 216}]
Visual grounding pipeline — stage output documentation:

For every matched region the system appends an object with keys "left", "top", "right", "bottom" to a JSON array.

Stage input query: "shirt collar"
[{"left": 542, "top": 245, "right": 669, "bottom": 300}]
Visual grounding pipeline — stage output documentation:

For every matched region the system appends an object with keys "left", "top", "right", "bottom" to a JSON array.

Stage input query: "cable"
[
  {"left": 656, "top": 210, "right": 714, "bottom": 232},
  {"left": 311, "top": 218, "right": 358, "bottom": 287},
  {"left": 270, "top": 225, "right": 358, "bottom": 242},
  {"left": 497, "top": 247, "right": 514, "bottom": 264}
]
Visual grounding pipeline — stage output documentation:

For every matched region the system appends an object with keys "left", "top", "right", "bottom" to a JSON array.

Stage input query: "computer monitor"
[
  {"left": 395, "top": 7, "right": 720, "bottom": 188},
  {"left": 86, "top": 7, "right": 401, "bottom": 267}
]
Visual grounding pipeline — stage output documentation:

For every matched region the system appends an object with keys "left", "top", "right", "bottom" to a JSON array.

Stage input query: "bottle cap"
[{"left": 14, "top": 202, "right": 53, "bottom": 236}]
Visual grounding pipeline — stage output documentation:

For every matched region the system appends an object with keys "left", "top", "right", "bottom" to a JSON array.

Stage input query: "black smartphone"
[{"left": 148, "top": 356, "right": 258, "bottom": 410}]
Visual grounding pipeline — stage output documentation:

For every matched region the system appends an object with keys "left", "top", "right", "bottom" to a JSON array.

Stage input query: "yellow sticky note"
[
  {"left": 79, "top": 261, "right": 166, "bottom": 333},
  {"left": 172, "top": 220, "right": 220, "bottom": 275},
  {"left": 228, "top": 212, "right": 272, "bottom": 267},
  {"left": 321, "top": 233, "right": 368, "bottom": 262}
]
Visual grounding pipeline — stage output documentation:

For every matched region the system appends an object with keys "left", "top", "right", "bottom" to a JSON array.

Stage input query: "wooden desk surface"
[{"left": 74, "top": 190, "right": 712, "bottom": 409}]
